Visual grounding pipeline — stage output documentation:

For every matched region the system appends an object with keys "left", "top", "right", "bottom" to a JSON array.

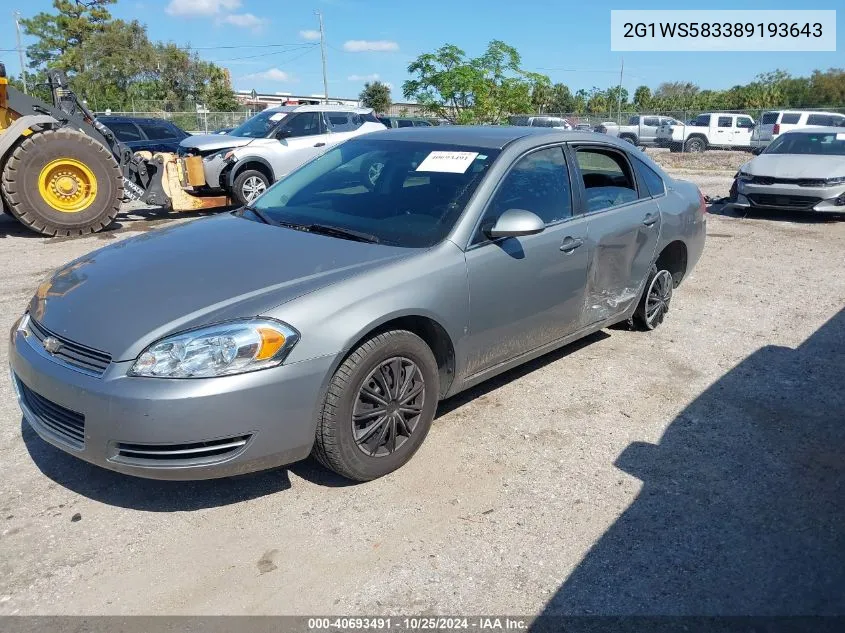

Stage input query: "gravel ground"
[{"left": 1, "top": 167, "right": 843, "bottom": 617}]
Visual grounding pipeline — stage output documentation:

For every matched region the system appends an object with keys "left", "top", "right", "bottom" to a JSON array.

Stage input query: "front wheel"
[
  {"left": 635, "top": 266, "right": 674, "bottom": 330},
  {"left": 232, "top": 169, "right": 270, "bottom": 206},
  {"left": 313, "top": 330, "right": 440, "bottom": 482},
  {"left": 684, "top": 137, "right": 706, "bottom": 153}
]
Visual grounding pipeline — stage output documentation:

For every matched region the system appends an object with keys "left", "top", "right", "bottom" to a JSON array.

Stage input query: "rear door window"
[
  {"left": 736, "top": 117, "right": 754, "bottom": 129},
  {"left": 104, "top": 121, "right": 143, "bottom": 142},
  {"left": 325, "top": 112, "right": 356, "bottom": 133},
  {"left": 574, "top": 147, "right": 638, "bottom": 212},
  {"left": 137, "top": 121, "right": 183, "bottom": 140},
  {"left": 643, "top": 117, "right": 660, "bottom": 127},
  {"left": 397, "top": 119, "right": 414, "bottom": 128},
  {"left": 780, "top": 113, "right": 801, "bottom": 124}
]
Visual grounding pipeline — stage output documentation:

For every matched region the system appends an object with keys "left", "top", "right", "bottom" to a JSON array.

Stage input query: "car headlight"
[
  {"left": 207, "top": 149, "right": 237, "bottom": 162},
  {"left": 824, "top": 176, "right": 845, "bottom": 186},
  {"left": 129, "top": 319, "right": 299, "bottom": 378}
]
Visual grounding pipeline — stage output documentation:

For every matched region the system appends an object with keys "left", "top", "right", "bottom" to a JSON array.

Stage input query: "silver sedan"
[
  {"left": 10, "top": 127, "right": 706, "bottom": 482},
  {"left": 730, "top": 127, "right": 845, "bottom": 214}
]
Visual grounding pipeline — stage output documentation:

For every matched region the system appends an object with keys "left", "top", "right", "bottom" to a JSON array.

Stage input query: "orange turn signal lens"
[{"left": 256, "top": 327, "right": 286, "bottom": 360}]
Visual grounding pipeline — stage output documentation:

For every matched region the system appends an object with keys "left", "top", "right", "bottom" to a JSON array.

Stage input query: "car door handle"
[
  {"left": 314, "top": 142, "right": 326, "bottom": 147},
  {"left": 643, "top": 213, "right": 658, "bottom": 226},
  {"left": 560, "top": 236, "right": 584, "bottom": 252}
]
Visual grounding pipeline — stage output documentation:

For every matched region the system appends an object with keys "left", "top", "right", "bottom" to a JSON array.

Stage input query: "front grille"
[
  {"left": 17, "top": 379, "right": 85, "bottom": 449},
  {"left": 747, "top": 193, "right": 821, "bottom": 209},
  {"left": 111, "top": 435, "right": 252, "bottom": 467},
  {"left": 29, "top": 319, "right": 111, "bottom": 376},
  {"left": 749, "top": 176, "right": 827, "bottom": 187}
]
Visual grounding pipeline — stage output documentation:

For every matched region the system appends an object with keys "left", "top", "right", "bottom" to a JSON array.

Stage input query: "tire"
[
  {"left": 232, "top": 169, "right": 270, "bottom": 206},
  {"left": 1, "top": 128, "right": 121, "bottom": 236},
  {"left": 668, "top": 143, "right": 681, "bottom": 153},
  {"left": 634, "top": 265, "right": 674, "bottom": 331},
  {"left": 620, "top": 135, "right": 637, "bottom": 145},
  {"left": 684, "top": 137, "right": 706, "bottom": 153},
  {"left": 313, "top": 330, "right": 440, "bottom": 482}
]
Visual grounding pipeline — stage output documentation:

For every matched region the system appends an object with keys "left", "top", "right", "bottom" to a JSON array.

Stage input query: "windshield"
[
  {"left": 248, "top": 139, "right": 500, "bottom": 248},
  {"left": 229, "top": 110, "right": 290, "bottom": 138},
  {"left": 764, "top": 132, "right": 845, "bottom": 156}
]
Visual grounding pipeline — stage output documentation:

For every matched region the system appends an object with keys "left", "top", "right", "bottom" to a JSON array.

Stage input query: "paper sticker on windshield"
[
  {"left": 416, "top": 151, "right": 479, "bottom": 173},
  {"left": 269, "top": 112, "right": 287, "bottom": 121},
  {"left": 837, "top": 133, "right": 845, "bottom": 141}
]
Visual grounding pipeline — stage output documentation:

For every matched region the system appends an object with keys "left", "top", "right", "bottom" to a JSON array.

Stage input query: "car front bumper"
[
  {"left": 729, "top": 180, "right": 845, "bottom": 214},
  {"left": 10, "top": 327, "right": 335, "bottom": 480}
]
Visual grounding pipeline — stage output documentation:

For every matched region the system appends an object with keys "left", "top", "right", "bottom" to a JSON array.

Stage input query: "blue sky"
[{"left": 3, "top": 0, "right": 842, "bottom": 100}]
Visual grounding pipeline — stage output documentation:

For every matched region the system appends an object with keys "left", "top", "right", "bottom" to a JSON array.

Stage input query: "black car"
[{"left": 97, "top": 116, "right": 190, "bottom": 153}]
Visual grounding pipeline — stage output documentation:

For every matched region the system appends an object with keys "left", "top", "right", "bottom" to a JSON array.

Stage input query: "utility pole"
[
  {"left": 616, "top": 56, "right": 624, "bottom": 124},
  {"left": 316, "top": 10, "right": 329, "bottom": 104},
  {"left": 14, "top": 10, "right": 28, "bottom": 95}
]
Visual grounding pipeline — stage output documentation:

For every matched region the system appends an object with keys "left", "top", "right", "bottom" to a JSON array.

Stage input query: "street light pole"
[
  {"left": 14, "top": 10, "right": 28, "bottom": 95},
  {"left": 316, "top": 10, "right": 329, "bottom": 104}
]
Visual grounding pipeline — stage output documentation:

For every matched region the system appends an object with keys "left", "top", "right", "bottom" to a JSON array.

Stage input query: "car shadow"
[
  {"left": 21, "top": 329, "right": 614, "bottom": 508},
  {"left": 21, "top": 419, "right": 293, "bottom": 511},
  {"left": 708, "top": 201, "right": 844, "bottom": 224},
  {"left": 529, "top": 308, "right": 845, "bottom": 629}
]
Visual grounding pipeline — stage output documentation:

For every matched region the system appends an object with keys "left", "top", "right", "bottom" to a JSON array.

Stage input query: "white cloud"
[
  {"left": 343, "top": 40, "right": 399, "bottom": 53},
  {"left": 244, "top": 68, "right": 293, "bottom": 82},
  {"left": 219, "top": 13, "right": 266, "bottom": 29},
  {"left": 165, "top": 0, "right": 241, "bottom": 16},
  {"left": 348, "top": 73, "right": 379, "bottom": 82},
  {"left": 299, "top": 30, "right": 321, "bottom": 41}
]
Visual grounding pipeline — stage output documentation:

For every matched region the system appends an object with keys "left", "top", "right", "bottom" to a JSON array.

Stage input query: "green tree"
[
  {"left": 403, "top": 40, "right": 548, "bottom": 124},
  {"left": 548, "top": 83, "right": 574, "bottom": 113},
  {"left": 359, "top": 80, "right": 392, "bottom": 113},
  {"left": 633, "top": 85, "right": 652, "bottom": 111},
  {"left": 21, "top": 0, "right": 116, "bottom": 73}
]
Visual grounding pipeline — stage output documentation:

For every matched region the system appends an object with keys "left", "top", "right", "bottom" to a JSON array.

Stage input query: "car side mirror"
[
  {"left": 486, "top": 209, "right": 545, "bottom": 239},
  {"left": 751, "top": 147, "right": 764, "bottom": 155},
  {"left": 276, "top": 129, "right": 293, "bottom": 140}
]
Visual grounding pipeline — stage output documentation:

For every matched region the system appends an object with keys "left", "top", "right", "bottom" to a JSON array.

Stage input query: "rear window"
[
  {"left": 781, "top": 113, "right": 801, "bottom": 124},
  {"left": 138, "top": 121, "right": 183, "bottom": 140},
  {"left": 761, "top": 112, "right": 779, "bottom": 125}
]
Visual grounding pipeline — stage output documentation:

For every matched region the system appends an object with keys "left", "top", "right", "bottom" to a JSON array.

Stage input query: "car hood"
[
  {"left": 29, "top": 214, "right": 413, "bottom": 361},
  {"left": 179, "top": 134, "right": 257, "bottom": 152},
  {"left": 743, "top": 154, "right": 845, "bottom": 179}
]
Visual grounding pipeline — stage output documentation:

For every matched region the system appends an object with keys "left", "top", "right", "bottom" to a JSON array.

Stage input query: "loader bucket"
[{"left": 135, "top": 152, "right": 232, "bottom": 212}]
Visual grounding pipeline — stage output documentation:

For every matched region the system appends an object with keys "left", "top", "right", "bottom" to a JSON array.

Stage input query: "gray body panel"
[{"left": 10, "top": 126, "right": 706, "bottom": 479}]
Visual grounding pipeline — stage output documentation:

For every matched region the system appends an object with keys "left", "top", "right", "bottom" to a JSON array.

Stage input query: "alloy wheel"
[
  {"left": 352, "top": 356, "right": 426, "bottom": 457},
  {"left": 241, "top": 176, "right": 267, "bottom": 202},
  {"left": 645, "top": 270, "right": 673, "bottom": 329}
]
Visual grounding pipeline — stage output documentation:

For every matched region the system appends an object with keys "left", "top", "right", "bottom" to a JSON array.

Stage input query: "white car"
[
  {"left": 655, "top": 112, "right": 756, "bottom": 153},
  {"left": 750, "top": 110, "right": 845, "bottom": 150},
  {"left": 179, "top": 105, "right": 386, "bottom": 204}
]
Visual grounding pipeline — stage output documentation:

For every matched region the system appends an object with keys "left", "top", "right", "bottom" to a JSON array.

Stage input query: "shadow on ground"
[
  {"left": 707, "top": 202, "right": 844, "bottom": 224},
  {"left": 531, "top": 308, "right": 845, "bottom": 627}
]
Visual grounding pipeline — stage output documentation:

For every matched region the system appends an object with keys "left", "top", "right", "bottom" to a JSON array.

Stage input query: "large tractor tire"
[{"left": 1, "top": 128, "right": 122, "bottom": 236}]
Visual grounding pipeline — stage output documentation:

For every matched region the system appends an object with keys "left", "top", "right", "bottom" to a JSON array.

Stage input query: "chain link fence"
[
  {"left": 532, "top": 107, "right": 845, "bottom": 127},
  {"left": 93, "top": 111, "right": 255, "bottom": 134}
]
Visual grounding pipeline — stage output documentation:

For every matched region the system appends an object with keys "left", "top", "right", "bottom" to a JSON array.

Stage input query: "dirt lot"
[{"left": 1, "top": 166, "right": 843, "bottom": 618}]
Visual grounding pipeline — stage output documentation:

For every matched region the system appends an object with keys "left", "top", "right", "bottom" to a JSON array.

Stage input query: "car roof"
[
  {"left": 98, "top": 116, "right": 175, "bottom": 124},
  {"left": 779, "top": 126, "right": 845, "bottom": 135},
  {"left": 265, "top": 104, "right": 374, "bottom": 114},
  {"left": 764, "top": 109, "right": 842, "bottom": 115},
  {"left": 358, "top": 125, "right": 633, "bottom": 150}
]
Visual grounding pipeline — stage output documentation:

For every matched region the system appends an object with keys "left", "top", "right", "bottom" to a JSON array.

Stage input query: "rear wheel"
[
  {"left": 620, "top": 135, "right": 637, "bottom": 145},
  {"left": 1, "top": 128, "right": 122, "bottom": 236},
  {"left": 232, "top": 169, "right": 269, "bottom": 206},
  {"left": 635, "top": 265, "right": 674, "bottom": 330},
  {"left": 313, "top": 330, "right": 439, "bottom": 481}
]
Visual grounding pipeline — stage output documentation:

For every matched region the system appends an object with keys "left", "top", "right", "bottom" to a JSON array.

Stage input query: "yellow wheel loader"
[{"left": 0, "top": 62, "right": 230, "bottom": 237}]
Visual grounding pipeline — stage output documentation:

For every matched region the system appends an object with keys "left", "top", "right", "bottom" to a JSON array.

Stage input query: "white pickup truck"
[
  {"left": 598, "top": 115, "right": 682, "bottom": 146},
  {"left": 655, "top": 112, "right": 756, "bottom": 152}
]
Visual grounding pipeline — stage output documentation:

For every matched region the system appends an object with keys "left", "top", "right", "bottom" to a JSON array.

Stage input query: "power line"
[{"left": 208, "top": 44, "right": 318, "bottom": 63}]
